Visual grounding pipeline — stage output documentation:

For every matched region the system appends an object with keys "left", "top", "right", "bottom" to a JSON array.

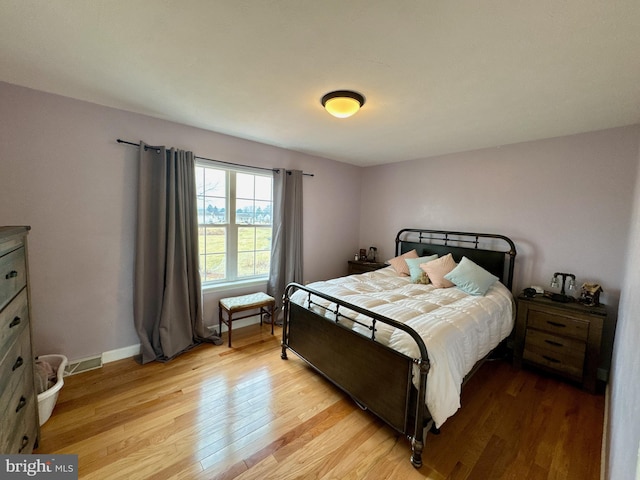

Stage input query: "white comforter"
[{"left": 289, "top": 266, "right": 515, "bottom": 428}]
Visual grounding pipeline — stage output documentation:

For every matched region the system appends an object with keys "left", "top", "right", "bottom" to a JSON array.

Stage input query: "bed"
[{"left": 280, "top": 228, "right": 517, "bottom": 468}]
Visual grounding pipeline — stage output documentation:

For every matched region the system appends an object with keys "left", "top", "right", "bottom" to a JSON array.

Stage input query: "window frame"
[{"left": 196, "top": 161, "right": 273, "bottom": 288}]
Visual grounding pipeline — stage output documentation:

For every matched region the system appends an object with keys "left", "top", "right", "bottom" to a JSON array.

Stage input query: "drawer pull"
[
  {"left": 5, "top": 270, "right": 18, "bottom": 279},
  {"left": 546, "top": 320, "right": 566, "bottom": 328},
  {"left": 12, "top": 356, "right": 24, "bottom": 371},
  {"left": 9, "top": 316, "right": 22, "bottom": 328},
  {"left": 542, "top": 355, "right": 561, "bottom": 364},
  {"left": 544, "top": 339, "right": 564, "bottom": 347},
  {"left": 15, "top": 396, "right": 27, "bottom": 413},
  {"left": 18, "top": 435, "right": 29, "bottom": 453}
]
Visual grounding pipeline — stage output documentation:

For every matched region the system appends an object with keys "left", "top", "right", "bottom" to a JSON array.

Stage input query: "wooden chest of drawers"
[
  {"left": 513, "top": 295, "right": 607, "bottom": 393},
  {"left": 0, "top": 226, "right": 39, "bottom": 453}
]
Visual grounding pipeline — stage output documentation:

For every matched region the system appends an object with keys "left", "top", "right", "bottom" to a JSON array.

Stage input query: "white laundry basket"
[{"left": 36, "top": 354, "right": 68, "bottom": 426}]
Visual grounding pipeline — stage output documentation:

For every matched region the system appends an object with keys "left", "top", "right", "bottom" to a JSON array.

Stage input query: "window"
[{"left": 195, "top": 162, "right": 273, "bottom": 285}]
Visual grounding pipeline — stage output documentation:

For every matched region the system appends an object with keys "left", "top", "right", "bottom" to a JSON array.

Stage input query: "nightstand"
[
  {"left": 513, "top": 295, "right": 607, "bottom": 393},
  {"left": 348, "top": 261, "right": 387, "bottom": 275}
]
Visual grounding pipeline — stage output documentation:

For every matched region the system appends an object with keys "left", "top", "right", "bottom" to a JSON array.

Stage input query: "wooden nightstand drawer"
[
  {"left": 527, "top": 309, "right": 589, "bottom": 341},
  {"left": 524, "top": 329, "right": 585, "bottom": 372},
  {"left": 525, "top": 328, "right": 586, "bottom": 361},
  {"left": 522, "top": 348, "right": 583, "bottom": 380}
]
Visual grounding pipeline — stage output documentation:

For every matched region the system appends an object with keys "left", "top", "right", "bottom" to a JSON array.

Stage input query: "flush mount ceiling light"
[{"left": 321, "top": 90, "right": 366, "bottom": 118}]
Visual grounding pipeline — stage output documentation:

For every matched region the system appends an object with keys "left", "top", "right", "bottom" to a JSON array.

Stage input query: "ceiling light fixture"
[{"left": 321, "top": 90, "right": 366, "bottom": 118}]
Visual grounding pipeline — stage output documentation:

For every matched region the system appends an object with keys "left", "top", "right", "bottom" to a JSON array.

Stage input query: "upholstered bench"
[{"left": 218, "top": 292, "right": 276, "bottom": 347}]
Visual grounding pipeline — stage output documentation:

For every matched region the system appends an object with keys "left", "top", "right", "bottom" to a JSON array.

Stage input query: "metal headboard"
[{"left": 395, "top": 228, "right": 517, "bottom": 291}]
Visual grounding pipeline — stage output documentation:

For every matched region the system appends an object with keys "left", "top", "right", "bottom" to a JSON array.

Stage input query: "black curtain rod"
[{"left": 116, "top": 139, "right": 314, "bottom": 177}]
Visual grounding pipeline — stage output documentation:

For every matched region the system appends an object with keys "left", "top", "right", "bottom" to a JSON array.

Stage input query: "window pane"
[
  {"left": 204, "top": 198, "right": 226, "bottom": 224},
  {"left": 255, "top": 227, "right": 271, "bottom": 250},
  {"left": 195, "top": 167, "right": 205, "bottom": 197},
  {"left": 202, "top": 253, "right": 226, "bottom": 282},
  {"left": 197, "top": 167, "right": 226, "bottom": 225},
  {"left": 200, "top": 226, "right": 226, "bottom": 255},
  {"left": 237, "top": 251, "right": 255, "bottom": 277},
  {"left": 238, "top": 227, "right": 255, "bottom": 251},
  {"left": 236, "top": 199, "right": 255, "bottom": 225},
  {"left": 254, "top": 201, "right": 271, "bottom": 225},
  {"left": 236, "top": 173, "right": 255, "bottom": 199},
  {"left": 255, "top": 176, "right": 272, "bottom": 201},
  {"left": 237, "top": 226, "right": 271, "bottom": 278},
  {"left": 199, "top": 226, "right": 226, "bottom": 282},
  {"left": 202, "top": 168, "right": 226, "bottom": 197},
  {"left": 255, "top": 251, "right": 270, "bottom": 276}
]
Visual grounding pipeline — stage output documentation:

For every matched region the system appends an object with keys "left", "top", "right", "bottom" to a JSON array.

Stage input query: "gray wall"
[
  {"left": 607, "top": 135, "right": 640, "bottom": 479},
  {"left": 0, "top": 81, "right": 362, "bottom": 360},
  {"left": 359, "top": 127, "right": 638, "bottom": 302}
]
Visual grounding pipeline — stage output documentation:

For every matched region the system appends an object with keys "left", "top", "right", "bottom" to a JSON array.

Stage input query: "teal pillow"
[
  {"left": 444, "top": 256, "right": 499, "bottom": 295},
  {"left": 405, "top": 254, "right": 438, "bottom": 284}
]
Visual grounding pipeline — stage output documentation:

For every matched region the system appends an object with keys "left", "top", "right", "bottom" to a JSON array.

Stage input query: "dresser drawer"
[
  {"left": 0, "top": 370, "right": 36, "bottom": 452},
  {"left": 0, "top": 388, "right": 37, "bottom": 454},
  {"left": 0, "top": 288, "right": 29, "bottom": 361},
  {"left": 0, "top": 330, "right": 34, "bottom": 406},
  {"left": 3, "top": 405, "right": 38, "bottom": 454},
  {"left": 0, "top": 247, "right": 27, "bottom": 311},
  {"left": 527, "top": 309, "right": 589, "bottom": 341}
]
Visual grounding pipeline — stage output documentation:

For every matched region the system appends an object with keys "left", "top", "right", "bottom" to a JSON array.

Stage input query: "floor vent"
[{"left": 65, "top": 355, "right": 103, "bottom": 376}]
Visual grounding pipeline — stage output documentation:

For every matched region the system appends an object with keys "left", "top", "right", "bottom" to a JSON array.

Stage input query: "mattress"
[{"left": 289, "top": 266, "right": 515, "bottom": 427}]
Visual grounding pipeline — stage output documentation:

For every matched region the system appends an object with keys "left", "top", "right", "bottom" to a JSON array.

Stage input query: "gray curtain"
[
  {"left": 134, "top": 142, "right": 210, "bottom": 364},
  {"left": 267, "top": 169, "right": 303, "bottom": 314}
]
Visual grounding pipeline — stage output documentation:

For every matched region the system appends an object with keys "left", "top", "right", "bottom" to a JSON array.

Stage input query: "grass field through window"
[{"left": 199, "top": 226, "right": 271, "bottom": 281}]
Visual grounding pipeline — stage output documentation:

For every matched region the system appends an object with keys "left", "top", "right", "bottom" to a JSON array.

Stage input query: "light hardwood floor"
[{"left": 36, "top": 324, "right": 604, "bottom": 479}]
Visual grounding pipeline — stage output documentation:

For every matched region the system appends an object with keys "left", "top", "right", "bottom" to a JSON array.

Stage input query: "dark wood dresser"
[
  {"left": 513, "top": 294, "right": 607, "bottom": 393},
  {"left": 0, "top": 226, "right": 39, "bottom": 453}
]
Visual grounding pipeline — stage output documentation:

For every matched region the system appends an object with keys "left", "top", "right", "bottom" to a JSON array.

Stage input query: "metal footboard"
[{"left": 281, "top": 282, "right": 431, "bottom": 468}]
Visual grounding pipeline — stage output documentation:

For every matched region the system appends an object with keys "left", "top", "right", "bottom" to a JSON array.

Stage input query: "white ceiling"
[{"left": 1, "top": 1, "right": 639, "bottom": 167}]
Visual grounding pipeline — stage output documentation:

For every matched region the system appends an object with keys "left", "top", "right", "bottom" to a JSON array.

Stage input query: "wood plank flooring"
[{"left": 36, "top": 324, "right": 604, "bottom": 479}]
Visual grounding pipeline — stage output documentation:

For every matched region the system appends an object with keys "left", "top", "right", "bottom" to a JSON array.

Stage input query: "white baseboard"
[
  {"left": 65, "top": 344, "right": 141, "bottom": 375},
  {"left": 72, "top": 323, "right": 265, "bottom": 370},
  {"left": 95, "top": 320, "right": 260, "bottom": 365},
  {"left": 102, "top": 344, "right": 141, "bottom": 364}
]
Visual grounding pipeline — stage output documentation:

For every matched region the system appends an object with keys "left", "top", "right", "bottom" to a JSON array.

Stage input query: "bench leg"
[
  {"left": 270, "top": 303, "right": 275, "bottom": 335},
  {"left": 259, "top": 304, "right": 275, "bottom": 335},
  {"left": 219, "top": 305, "right": 232, "bottom": 348}
]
